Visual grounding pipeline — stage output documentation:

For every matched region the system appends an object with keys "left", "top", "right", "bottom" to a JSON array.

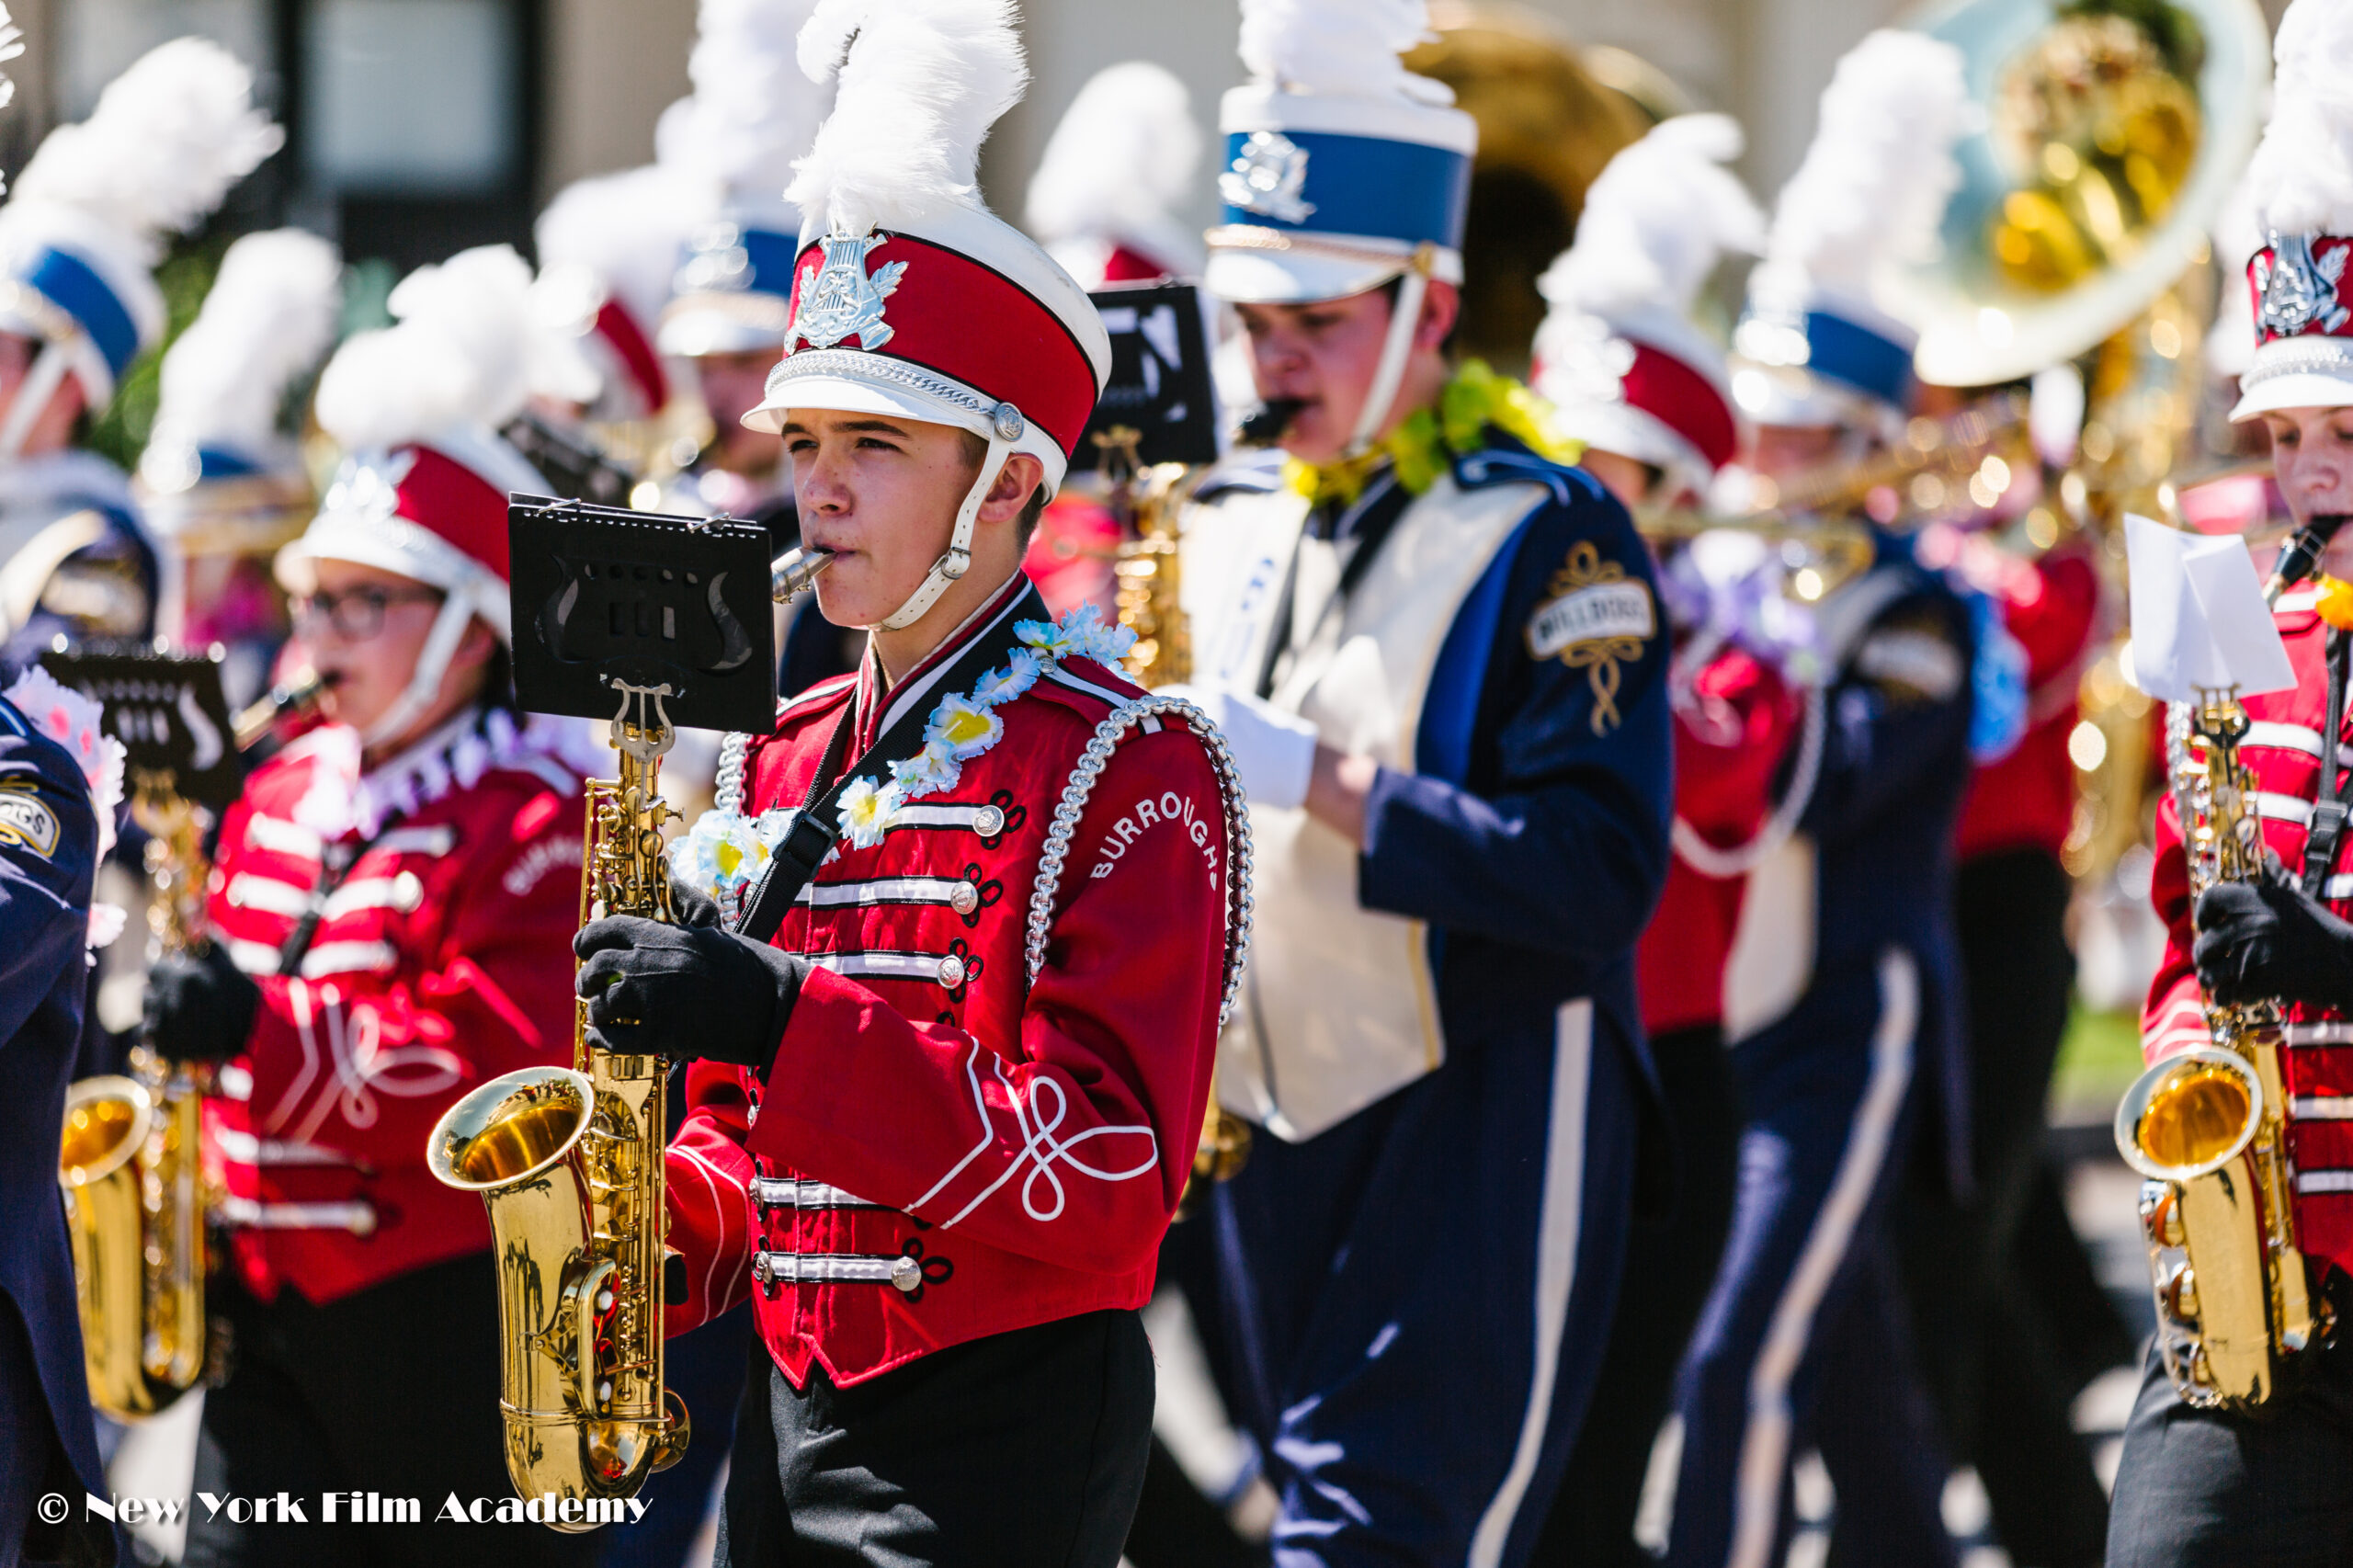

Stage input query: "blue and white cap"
[
  {"left": 659, "top": 219, "right": 801, "bottom": 357},
  {"left": 0, "top": 40, "right": 278, "bottom": 414},
  {"left": 1204, "top": 0, "right": 1476, "bottom": 306},
  {"left": 1729, "top": 29, "right": 1968, "bottom": 429},
  {"left": 651, "top": 0, "right": 830, "bottom": 358}
]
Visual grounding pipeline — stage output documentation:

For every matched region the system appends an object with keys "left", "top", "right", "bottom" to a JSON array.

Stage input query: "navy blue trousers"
[
  {"left": 1660, "top": 949, "right": 1957, "bottom": 1568},
  {"left": 1199, "top": 1001, "right": 1638, "bottom": 1568}
]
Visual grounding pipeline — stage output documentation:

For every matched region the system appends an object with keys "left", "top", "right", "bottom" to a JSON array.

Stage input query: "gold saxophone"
[
  {"left": 58, "top": 771, "right": 225, "bottom": 1419},
  {"left": 426, "top": 680, "right": 687, "bottom": 1522},
  {"left": 57, "top": 667, "right": 329, "bottom": 1420},
  {"left": 2114, "top": 688, "right": 2325, "bottom": 1406},
  {"left": 1097, "top": 427, "right": 1248, "bottom": 1207}
]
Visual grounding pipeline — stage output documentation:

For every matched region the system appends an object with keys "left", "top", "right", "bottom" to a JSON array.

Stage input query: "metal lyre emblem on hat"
[
  {"left": 1221, "top": 131, "right": 1316, "bottom": 224},
  {"left": 787, "top": 233, "right": 909, "bottom": 353},
  {"left": 322, "top": 449, "right": 415, "bottom": 526},
  {"left": 2256, "top": 232, "right": 2351, "bottom": 339}
]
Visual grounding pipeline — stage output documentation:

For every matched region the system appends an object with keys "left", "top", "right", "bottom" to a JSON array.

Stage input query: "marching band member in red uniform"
[
  {"left": 577, "top": 5, "right": 1245, "bottom": 1562},
  {"left": 142, "top": 247, "right": 596, "bottom": 1568},
  {"left": 1522, "top": 113, "right": 1812, "bottom": 1566},
  {"left": 2111, "top": 5, "right": 2353, "bottom": 1552}
]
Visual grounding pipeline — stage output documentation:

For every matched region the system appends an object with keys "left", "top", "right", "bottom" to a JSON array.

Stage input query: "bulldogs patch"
[
  {"left": 1528, "top": 541, "right": 1656, "bottom": 733},
  {"left": 0, "top": 779, "right": 62, "bottom": 859}
]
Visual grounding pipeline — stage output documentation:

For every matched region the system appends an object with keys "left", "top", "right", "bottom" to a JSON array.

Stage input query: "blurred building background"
[{"left": 1, "top": 0, "right": 2292, "bottom": 280}]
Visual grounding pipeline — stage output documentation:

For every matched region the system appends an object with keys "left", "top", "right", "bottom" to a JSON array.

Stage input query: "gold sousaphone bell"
[{"left": 1881, "top": 0, "right": 2272, "bottom": 389}]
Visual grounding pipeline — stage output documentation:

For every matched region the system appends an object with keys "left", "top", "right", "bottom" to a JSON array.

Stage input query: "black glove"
[
  {"left": 143, "top": 945, "right": 262, "bottom": 1063},
  {"left": 574, "top": 911, "right": 807, "bottom": 1073},
  {"left": 2193, "top": 880, "right": 2353, "bottom": 1010}
]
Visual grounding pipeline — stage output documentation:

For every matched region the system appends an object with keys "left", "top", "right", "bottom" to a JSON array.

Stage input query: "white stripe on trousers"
[
  {"left": 1468, "top": 998, "right": 1594, "bottom": 1568},
  {"left": 1727, "top": 948, "right": 1917, "bottom": 1568}
]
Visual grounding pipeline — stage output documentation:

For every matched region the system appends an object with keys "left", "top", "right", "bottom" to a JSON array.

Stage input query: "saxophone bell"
[{"left": 59, "top": 1076, "right": 161, "bottom": 1421}]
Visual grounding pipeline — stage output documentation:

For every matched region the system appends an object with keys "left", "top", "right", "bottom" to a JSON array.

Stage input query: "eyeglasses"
[{"left": 290, "top": 585, "right": 443, "bottom": 641}]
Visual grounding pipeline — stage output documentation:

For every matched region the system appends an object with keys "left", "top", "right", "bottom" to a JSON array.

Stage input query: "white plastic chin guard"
[{"left": 868, "top": 401, "right": 1026, "bottom": 632}]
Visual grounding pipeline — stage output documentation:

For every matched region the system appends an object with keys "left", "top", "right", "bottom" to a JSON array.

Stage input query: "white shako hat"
[
  {"left": 1024, "top": 61, "right": 1205, "bottom": 289},
  {"left": 2232, "top": 0, "right": 2353, "bottom": 419},
  {"left": 281, "top": 246, "right": 552, "bottom": 746},
  {"left": 745, "top": 0, "right": 1113, "bottom": 633},
  {"left": 1203, "top": 0, "right": 1476, "bottom": 456},
  {"left": 1532, "top": 114, "right": 1763, "bottom": 503},
  {"left": 656, "top": 0, "right": 830, "bottom": 359},
  {"left": 0, "top": 37, "right": 279, "bottom": 455},
  {"left": 1731, "top": 29, "right": 1967, "bottom": 433},
  {"left": 138, "top": 229, "right": 342, "bottom": 551},
  {"left": 535, "top": 166, "right": 705, "bottom": 419}
]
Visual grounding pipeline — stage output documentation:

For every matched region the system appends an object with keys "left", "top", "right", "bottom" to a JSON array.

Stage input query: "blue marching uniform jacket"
[
  {"left": 0, "top": 695, "right": 113, "bottom": 1561},
  {"left": 1660, "top": 542, "right": 1976, "bottom": 1568},
  {"left": 1177, "top": 437, "right": 1670, "bottom": 1568}
]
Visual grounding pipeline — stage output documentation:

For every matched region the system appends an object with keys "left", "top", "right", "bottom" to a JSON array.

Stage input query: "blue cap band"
[
  {"left": 1219, "top": 129, "right": 1471, "bottom": 253},
  {"left": 17, "top": 246, "right": 141, "bottom": 381},
  {"left": 1803, "top": 309, "right": 1914, "bottom": 410},
  {"left": 737, "top": 227, "right": 797, "bottom": 300},
  {"left": 197, "top": 446, "right": 264, "bottom": 480}
]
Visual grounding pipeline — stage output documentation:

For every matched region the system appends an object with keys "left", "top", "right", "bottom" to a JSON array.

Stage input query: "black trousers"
[
  {"left": 182, "top": 1252, "right": 595, "bottom": 1568},
  {"left": 1899, "top": 847, "right": 2115, "bottom": 1568},
  {"left": 717, "top": 1309, "right": 1154, "bottom": 1568},
  {"left": 1529, "top": 1023, "right": 1743, "bottom": 1566},
  {"left": 2107, "top": 1338, "right": 2353, "bottom": 1568}
]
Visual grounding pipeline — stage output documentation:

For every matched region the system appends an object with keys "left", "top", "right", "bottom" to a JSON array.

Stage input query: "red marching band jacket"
[
  {"left": 2143, "top": 585, "right": 2353, "bottom": 1277},
  {"left": 1637, "top": 645, "right": 1803, "bottom": 1039},
  {"left": 662, "top": 578, "right": 1235, "bottom": 1387},
  {"left": 201, "top": 710, "right": 589, "bottom": 1303},
  {"left": 1957, "top": 546, "right": 2103, "bottom": 862}
]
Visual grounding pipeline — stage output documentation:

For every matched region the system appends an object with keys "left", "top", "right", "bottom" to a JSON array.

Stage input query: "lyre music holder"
[
  {"left": 507, "top": 495, "right": 779, "bottom": 735},
  {"left": 40, "top": 642, "right": 242, "bottom": 811}
]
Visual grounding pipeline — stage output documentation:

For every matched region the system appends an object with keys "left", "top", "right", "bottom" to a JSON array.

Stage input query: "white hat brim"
[
  {"left": 2230, "top": 368, "right": 2353, "bottom": 422},
  {"left": 744, "top": 368, "right": 1071, "bottom": 497},
  {"left": 1205, "top": 248, "right": 1407, "bottom": 307}
]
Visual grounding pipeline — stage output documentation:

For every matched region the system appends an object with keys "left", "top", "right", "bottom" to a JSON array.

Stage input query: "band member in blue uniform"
[
  {"left": 0, "top": 40, "right": 277, "bottom": 671},
  {"left": 1656, "top": 32, "right": 1977, "bottom": 1568},
  {"left": 0, "top": 678, "right": 111, "bottom": 1568},
  {"left": 1170, "top": 3, "right": 1671, "bottom": 1561}
]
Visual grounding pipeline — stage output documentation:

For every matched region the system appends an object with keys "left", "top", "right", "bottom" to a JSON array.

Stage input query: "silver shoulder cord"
[
  {"left": 1023, "top": 696, "right": 1256, "bottom": 1027},
  {"left": 1668, "top": 683, "right": 1828, "bottom": 881},
  {"left": 714, "top": 730, "right": 752, "bottom": 818}
]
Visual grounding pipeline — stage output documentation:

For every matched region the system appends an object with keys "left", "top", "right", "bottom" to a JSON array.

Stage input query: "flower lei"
[
  {"left": 1283, "top": 358, "right": 1583, "bottom": 510},
  {"left": 673, "top": 605, "right": 1138, "bottom": 908}
]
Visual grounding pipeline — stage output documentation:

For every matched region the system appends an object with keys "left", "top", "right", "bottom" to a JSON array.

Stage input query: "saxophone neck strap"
[
  {"left": 2309, "top": 628, "right": 2353, "bottom": 901},
  {"left": 731, "top": 585, "right": 1047, "bottom": 945}
]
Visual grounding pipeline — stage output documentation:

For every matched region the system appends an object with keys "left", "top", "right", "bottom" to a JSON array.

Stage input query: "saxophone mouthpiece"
[
  {"left": 232, "top": 668, "right": 334, "bottom": 752},
  {"left": 1237, "top": 398, "right": 1305, "bottom": 446},
  {"left": 771, "top": 547, "right": 835, "bottom": 603},
  {"left": 2266, "top": 514, "right": 2352, "bottom": 606}
]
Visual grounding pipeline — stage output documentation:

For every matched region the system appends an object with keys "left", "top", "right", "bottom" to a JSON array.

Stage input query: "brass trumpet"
[{"left": 427, "top": 680, "right": 688, "bottom": 1522}]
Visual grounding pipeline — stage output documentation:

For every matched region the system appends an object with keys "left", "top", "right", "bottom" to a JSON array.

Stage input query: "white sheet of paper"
[{"left": 2125, "top": 513, "right": 2294, "bottom": 701}]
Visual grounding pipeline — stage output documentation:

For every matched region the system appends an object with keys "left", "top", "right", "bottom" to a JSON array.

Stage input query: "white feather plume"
[
  {"left": 148, "top": 229, "right": 340, "bottom": 460},
  {"left": 1025, "top": 62, "right": 1201, "bottom": 275},
  {"left": 1236, "top": 0, "right": 1450, "bottom": 105},
  {"left": 11, "top": 38, "right": 279, "bottom": 260},
  {"left": 657, "top": 0, "right": 826, "bottom": 220},
  {"left": 786, "top": 0, "right": 1029, "bottom": 235},
  {"left": 0, "top": 7, "right": 26, "bottom": 124},
  {"left": 536, "top": 165, "right": 707, "bottom": 333},
  {"left": 1750, "top": 29, "right": 1968, "bottom": 312},
  {"left": 1539, "top": 115, "right": 1763, "bottom": 326},
  {"left": 314, "top": 245, "right": 539, "bottom": 452},
  {"left": 2245, "top": 0, "right": 2353, "bottom": 237}
]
